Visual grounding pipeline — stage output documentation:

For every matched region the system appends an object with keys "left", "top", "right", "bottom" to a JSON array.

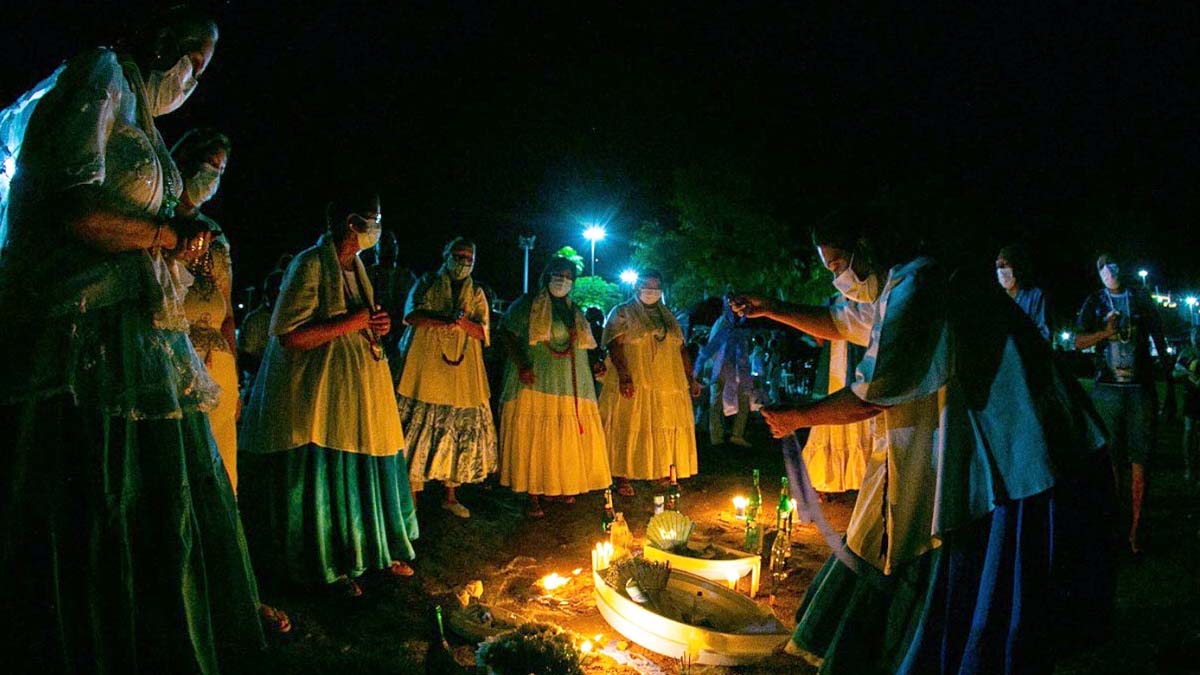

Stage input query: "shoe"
[
  {"left": 729, "top": 436, "right": 752, "bottom": 448},
  {"left": 443, "top": 501, "right": 471, "bottom": 518}
]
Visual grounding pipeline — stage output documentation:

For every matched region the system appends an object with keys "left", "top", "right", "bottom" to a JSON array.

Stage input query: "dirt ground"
[{"left": 230, "top": 413, "right": 1200, "bottom": 675}]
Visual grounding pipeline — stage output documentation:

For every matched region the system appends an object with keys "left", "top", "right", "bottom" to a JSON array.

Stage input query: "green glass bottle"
[
  {"left": 666, "top": 464, "right": 682, "bottom": 511},
  {"left": 601, "top": 488, "right": 615, "bottom": 534},
  {"left": 746, "top": 469, "right": 763, "bottom": 524}
]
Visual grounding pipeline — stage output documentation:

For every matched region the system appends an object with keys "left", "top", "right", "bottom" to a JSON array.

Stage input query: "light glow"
[
  {"left": 620, "top": 269, "right": 639, "bottom": 285},
  {"left": 732, "top": 496, "right": 748, "bottom": 520},
  {"left": 540, "top": 572, "right": 570, "bottom": 592},
  {"left": 1187, "top": 297, "right": 1198, "bottom": 307},
  {"left": 583, "top": 225, "right": 607, "bottom": 242},
  {"left": 1138, "top": 269, "right": 1149, "bottom": 279},
  {"left": 580, "top": 640, "right": 594, "bottom": 653},
  {"left": 1060, "top": 331, "right": 1072, "bottom": 342}
]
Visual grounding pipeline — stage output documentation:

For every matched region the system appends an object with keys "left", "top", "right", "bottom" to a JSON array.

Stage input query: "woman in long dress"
[
  {"left": 801, "top": 324, "right": 872, "bottom": 496},
  {"left": 174, "top": 128, "right": 242, "bottom": 492},
  {"left": 239, "top": 189, "right": 418, "bottom": 598},
  {"left": 0, "top": 9, "right": 272, "bottom": 671},
  {"left": 395, "top": 237, "right": 497, "bottom": 518},
  {"left": 498, "top": 257, "right": 612, "bottom": 517},
  {"left": 599, "top": 270, "right": 702, "bottom": 496},
  {"left": 734, "top": 206, "right": 1115, "bottom": 674}
]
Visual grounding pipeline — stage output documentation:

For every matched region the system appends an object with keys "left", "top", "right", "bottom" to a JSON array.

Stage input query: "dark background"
[{"left": 3, "top": 0, "right": 1197, "bottom": 315}]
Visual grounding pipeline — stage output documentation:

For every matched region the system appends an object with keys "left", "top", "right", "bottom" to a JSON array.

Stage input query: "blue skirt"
[
  {"left": 241, "top": 446, "right": 419, "bottom": 587},
  {"left": 792, "top": 454, "right": 1116, "bottom": 674}
]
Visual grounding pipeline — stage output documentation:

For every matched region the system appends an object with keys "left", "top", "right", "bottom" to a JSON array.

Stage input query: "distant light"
[
  {"left": 619, "top": 269, "right": 638, "bottom": 285},
  {"left": 1168, "top": 346, "right": 1177, "bottom": 355},
  {"left": 583, "top": 225, "right": 607, "bottom": 243},
  {"left": 1187, "top": 297, "right": 1197, "bottom": 307},
  {"left": 1138, "top": 269, "right": 1149, "bottom": 279},
  {"left": 1060, "top": 331, "right": 1072, "bottom": 342},
  {"left": 237, "top": 303, "right": 245, "bottom": 309}
]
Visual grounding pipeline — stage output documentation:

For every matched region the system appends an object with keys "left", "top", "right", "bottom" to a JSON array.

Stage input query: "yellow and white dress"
[
  {"left": 598, "top": 299, "right": 698, "bottom": 480},
  {"left": 182, "top": 216, "right": 240, "bottom": 491},
  {"left": 801, "top": 300, "right": 875, "bottom": 493},
  {"left": 499, "top": 290, "right": 611, "bottom": 496},
  {"left": 395, "top": 271, "right": 498, "bottom": 488}
]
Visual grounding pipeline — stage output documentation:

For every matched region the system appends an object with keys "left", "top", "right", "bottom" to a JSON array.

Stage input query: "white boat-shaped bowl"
[
  {"left": 643, "top": 543, "right": 762, "bottom": 598},
  {"left": 592, "top": 568, "right": 788, "bottom": 665}
]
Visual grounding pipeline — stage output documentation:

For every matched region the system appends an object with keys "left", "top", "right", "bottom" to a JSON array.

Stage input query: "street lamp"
[
  {"left": 583, "top": 225, "right": 606, "bottom": 277},
  {"left": 1138, "top": 269, "right": 1149, "bottom": 286},
  {"left": 619, "top": 269, "right": 639, "bottom": 285},
  {"left": 518, "top": 235, "right": 536, "bottom": 293}
]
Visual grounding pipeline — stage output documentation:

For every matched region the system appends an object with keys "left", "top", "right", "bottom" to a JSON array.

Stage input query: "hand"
[
  {"left": 368, "top": 309, "right": 391, "bottom": 337},
  {"left": 689, "top": 379, "right": 703, "bottom": 399},
  {"left": 619, "top": 377, "right": 635, "bottom": 399},
  {"left": 761, "top": 405, "right": 806, "bottom": 439},
  {"left": 519, "top": 368, "right": 536, "bottom": 386},
  {"left": 728, "top": 294, "right": 772, "bottom": 319},
  {"left": 592, "top": 361, "right": 607, "bottom": 378},
  {"left": 1104, "top": 311, "right": 1120, "bottom": 338},
  {"left": 173, "top": 230, "right": 213, "bottom": 263}
]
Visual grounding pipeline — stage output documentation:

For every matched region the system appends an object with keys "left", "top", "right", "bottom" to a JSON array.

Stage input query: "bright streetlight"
[
  {"left": 583, "top": 225, "right": 606, "bottom": 276},
  {"left": 619, "top": 269, "right": 639, "bottom": 285},
  {"left": 1138, "top": 269, "right": 1149, "bottom": 285},
  {"left": 1187, "top": 297, "right": 1197, "bottom": 307}
]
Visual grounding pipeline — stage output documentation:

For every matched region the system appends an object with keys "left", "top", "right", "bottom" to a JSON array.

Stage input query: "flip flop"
[
  {"left": 259, "top": 604, "right": 292, "bottom": 635},
  {"left": 387, "top": 560, "right": 415, "bottom": 577}
]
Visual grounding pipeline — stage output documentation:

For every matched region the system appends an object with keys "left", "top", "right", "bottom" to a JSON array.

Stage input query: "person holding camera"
[{"left": 1075, "top": 253, "right": 1167, "bottom": 555}]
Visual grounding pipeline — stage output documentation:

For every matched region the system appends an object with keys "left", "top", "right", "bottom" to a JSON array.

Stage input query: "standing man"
[
  {"left": 369, "top": 230, "right": 417, "bottom": 383},
  {"left": 996, "top": 243, "right": 1051, "bottom": 340},
  {"left": 1075, "top": 254, "right": 1167, "bottom": 554}
]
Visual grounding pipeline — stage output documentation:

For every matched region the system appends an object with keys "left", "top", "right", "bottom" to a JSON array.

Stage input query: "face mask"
[
  {"left": 349, "top": 216, "right": 381, "bottom": 252},
  {"left": 831, "top": 256, "right": 879, "bottom": 303},
  {"left": 145, "top": 55, "right": 198, "bottom": 117},
  {"left": 185, "top": 164, "right": 221, "bottom": 206},
  {"left": 996, "top": 267, "right": 1016, "bottom": 290},
  {"left": 1099, "top": 265, "right": 1120, "bottom": 291},
  {"left": 548, "top": 277, "right": 574, "bottom": 298},
  {"left": 446, "top": 257, "right": 474, "bottom": 280},
  {"left": 639, "top": 288, "right": 663, "bottom": 305}
]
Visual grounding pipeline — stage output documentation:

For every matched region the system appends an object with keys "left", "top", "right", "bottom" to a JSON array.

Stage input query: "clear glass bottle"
[{"left": 609, "top": 512, "right": 633, "bottom": 558}]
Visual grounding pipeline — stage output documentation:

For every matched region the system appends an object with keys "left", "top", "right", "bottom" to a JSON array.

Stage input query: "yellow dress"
[
  {"left": 801, "top": 338, "right": 873, "bottom": 493},
  {"left": 598, "top": 299, "right": 698, "bottom": 480},
  {"left": 182, "top": 218, "right": 239, "bottom": 492},
  {"left": 498, "top": 291, "right": 611, "bottom": 496},
  {"left": 395, "top": 271, "right": 497, "bottom": 487}
]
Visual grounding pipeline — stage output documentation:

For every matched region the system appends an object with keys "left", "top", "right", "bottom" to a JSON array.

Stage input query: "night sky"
[{"left": 3, "top": 1, "right": 1197, "bottom": 313}]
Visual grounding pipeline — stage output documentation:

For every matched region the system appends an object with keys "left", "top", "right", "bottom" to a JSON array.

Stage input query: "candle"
[{"left": 733, "top": 496, "right": 748, "bottom": 520}]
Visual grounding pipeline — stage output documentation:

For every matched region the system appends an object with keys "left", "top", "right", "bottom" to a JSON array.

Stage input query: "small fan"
[{"left": 646, "top": 511, "right": 694, "bottom": 552}]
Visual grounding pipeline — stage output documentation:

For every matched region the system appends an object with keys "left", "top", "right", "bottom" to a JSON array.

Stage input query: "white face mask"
[
  {"left": 146, "top": 55, "right": 198, "bottom": 117},
  {"left": 996, "top": 267, "right": 1016, "bottom": 290},
  {"left": 185, "top": 164, "right": 222, "bottom": 206},
  {"left": 548, "top": 277, "right": 574, "bottom": 298},
  {"left": 638, "top": 288, "right": 663, "bottom": 305},
  {"left": 446, "top": 255, "right": 474, "bottom": 281},
  {"left": 1099, "top": 264, "right": 1121, "bottom": 291},
  {"left": 349, "top": 215, "right": 381, "bottom": 252},
  {"left": 831, "top": 256, "right": 879, "bottom": 303}
]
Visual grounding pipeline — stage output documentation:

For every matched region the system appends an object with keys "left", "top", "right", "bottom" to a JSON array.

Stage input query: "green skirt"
[
  {"left": 0, "top": 396, "right": 264, "bottom": 674},
  {"left": 241, "top": 446, "right": 419, "bottom": 587}
]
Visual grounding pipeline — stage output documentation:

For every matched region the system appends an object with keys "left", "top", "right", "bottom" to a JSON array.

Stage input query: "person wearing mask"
[
  {"left": 0, "top": 8, "right": 279, "bottom": 670},
  {"left": 996, "top": 243, "right": 1051, "bottom": 340},
  {"left": 173, "top": 128, "right": 241, "bottom": 491},
  {"left": 1174, "top": 328, "right": 1200, "bottom": 484},
  {"left": 239, "top": 189, "right": 417, "bottom": 598},
  {"left": 368, "top": 229, "right": 417, "bottom": 382},
  {"left": 238, "top": 268, "right": 283, "bottom": 382},
  {"left": 498, "top": 257, "right": 611, "bottom": 517},
  {"left": 395, "top": 237, "right": 497, "bottom": 518},
  {"left": 732, "top": 204, "right": 1112, "bottom": 674},
  {"left": 599, "top": 270, "right": 702, "bottom": 497},
  {"left": 693, "top": 298, "right": 756, "bottom": 447},
  {"left": 1075, "top": 254, "right": 1167, "bottom": 554}
]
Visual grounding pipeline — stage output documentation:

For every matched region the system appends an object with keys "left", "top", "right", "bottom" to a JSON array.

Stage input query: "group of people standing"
[{"left": 0, "top": 7, "right": 711, "bottom": 671}]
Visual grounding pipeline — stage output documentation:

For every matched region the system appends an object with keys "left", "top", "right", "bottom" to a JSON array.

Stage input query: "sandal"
[
  {"left": 331, "top": 577, "right": 363, "bottom": 599},
  {"left": 387, "top": 560, "right": 415, "bottom": 577},
  {"left": 259, "top": 604, "right": 292, "bottom": 635}
]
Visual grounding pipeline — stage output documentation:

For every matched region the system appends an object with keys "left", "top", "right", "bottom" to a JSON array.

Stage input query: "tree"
[
  {"left": 631, "top": 166, "right": 831, "bottom": 311},
  {"left": 571, "top": 275, "right": 624, "bottom": 313},
  {"left": 554, "top": 246, "right": 586, "bottom": 275}
]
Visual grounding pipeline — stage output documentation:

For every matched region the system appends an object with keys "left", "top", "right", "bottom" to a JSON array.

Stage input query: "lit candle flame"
[
  {"left": 540, "top": 572, "right": 570, "bottom": 592},
  {"left": 580, "top": 640, "right": 594, "bottom": 653}
]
